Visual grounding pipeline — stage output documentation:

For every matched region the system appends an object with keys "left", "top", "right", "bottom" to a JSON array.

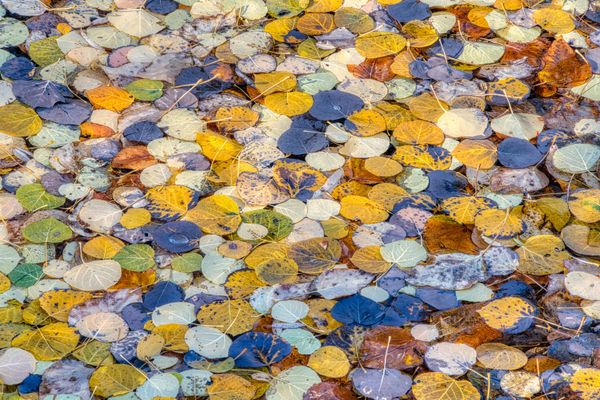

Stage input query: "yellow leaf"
[
  {"left": 516, "top": 235, "right": 569, "bottom": 275},
  {"left": 307, "top": 346, "right": 350, "bottom": 378},
  {"left": 82, "top": 236, "right": 125, "bottom": 259},
  {"left": 334, "top": 7, "right": 375, "bottom": 34},
  {"left": 255, "top": 258, "right": 299, "bottom": 285},
  {"left": 136, "top": 333, "right": 165, "bottom": 360},
  {"left": 440, "top": 196, "right": 495, "bottom": 225},
  {"left": 474, "top": 208, "right": 525, "bottom": 239},
  {"left": 152, "top": 324, "right": 189, "bottom": 352},
  {"left": 364, "top": 156, "right": 403, "bottom": 177},
  {"left": 393, "top": 120, "right": 445, "bottom": 145},
  {"left": 533, "top": 8, "right": 575, "bottom": 33},
  {"left": 570, "top": 368, "right": 600, "bottom": 400},
  {"left": 196, "top": 131, "right": 242, "bottom": 161},
  {"left": 406, "top": 93, "right": 448, "bottom": 122},
  {"left": 306, "top": 0, "right": 342, "bottom": 12},
  {"left": 86, "top": 86, "right": 134, "bottom": 112},
  {"left": 351, "top": 246, "right": 391, "bottom": 273},
  {"left": 403, "top": 20, "right": 439, "bottom": 48},
  {"left": 236, "top": 172, "right": 290, "bottom": 206},
  {"left": 477, "top": 296, "right": 536, "bottom": 332},
  {"left": 245, "top": 243, "right": 289, "bottom": 268},
  {"left": 355, "top": 32, "right": 406, "bottom": 58},
  {"left": 264, "top": 92, "right": 314, "bottom": 116},
  {"left": 12, "top": 322, "right": 79, "bottom": 361},
  {"left": 288, "top": 238, "right": 341, "bottom": 274},
  {"left": 264, "top": 18, "right": 297, "bottom": 41},
  {"left": 451, "top": 139, "right": 498, "bottom": 169},
  {"left": 340, "top": 195, "right": 388, "bottom": 224},
  {"left": 367, "top": 183, "right": 408, "bottom": 211},
  {"left": 224, "top": 269, "right": 266, "bottom": 299},
  {"left": 412, "top": 372, "right": 480, "bottom": 400},
  {"left": 476, "top": 343, "right": 528, "bottom": 370},
  {"left": 207, "top": 374, "right": 255, "bottom": 400},
  {"left": 346, "top": 109, "right": 386, "bottom": 137},
  {"left": 39, "top": 290, "right": 93, "bottom": 322},
  {"left": 254, "top": 71, "right": 297, "bottom": 95},
  {"left": 184, "top": 194, "right": 241, "bottom": 235},
  {"left": 215, "top": 107, "right": 259, "bottom": 132},
  {"left": 120, "top": 208, "right": 152, "bottom": 229},
  {"left": 0, "top": 103, "right": 43, "bottom": 137},
  {"left": 569, "top": 189, "right": 600, "bottom": 223},
  {"left": 89, "top": 364, "right": 147, "bottom": 398},
  {"left": 72, "top": 340, "right": 113, "bottom": 366},
  {"left": 196, "top": 300, "right": 258, "bottom": 336},
  {"left": 146, "top": 185, "right": 195, "bottom": 221},
  {"left": 0, "top": 273, "right": 10, "bottom": 294},
  {"left": 296, "top": 12, "right": 335, "bottom": 35},
  {"left": 393, "top": 145, "right": 452, "bottom": 170},
  {"left": 530, "top": 198, "right": 570, "bottom": 231}
]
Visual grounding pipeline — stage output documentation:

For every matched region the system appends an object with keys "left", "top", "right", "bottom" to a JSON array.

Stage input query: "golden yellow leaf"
[
  {"left": 197, "top": 131, "right": 242, "bottom": 161},
  {"left": 264, "top": 92, "right": 314, "bottom": 116},
  {"left": 39, "top": 290, "right": 93, "bottom": 322},
  {"left": 82, "top": 236, "right": 125, "bottom": 259},
  {"left": 196, "top": 300, "right": 258, "bottom": 335},
  {"left": 12, "top": 322, "right": 79, "bottom": 361},
  {"left": 355, "top": 32, "right": 407, "bottom": 58},
  {"left": 86, "top": 86, "right": 134, "bottom": 112},
  {"left": 308, "top": 346, "right": 350, "bottom": 378},
  {"left": 393, "top": 120, "right": 445, "bottom": 145},
  {"left": 89, "top": 364, "right": 147, "bottom": 398},
  {"left": 340, "top": 195, "right": 389, "bottom": 224},
  {"left": 412, "top": 372, "right": 480, "bottom": 400},
  {"left": 451, "top": 139, "right": 498, "bottom": 169}
]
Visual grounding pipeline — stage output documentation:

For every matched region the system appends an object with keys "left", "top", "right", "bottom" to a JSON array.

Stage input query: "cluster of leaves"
[{"left": 1, "top": 0, "right": 600, "bottom": 397}]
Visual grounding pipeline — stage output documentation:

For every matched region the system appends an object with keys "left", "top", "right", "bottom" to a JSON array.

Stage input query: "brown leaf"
[
  {"left": 304, "top": 382, "right": 357, "bottom": 400},
  {"left": 501, "top": 38, "right": 549, "bottom": 68},
  {"left": 450, "top": 5, "right": 491, "bottom": 39},
  {"left": 423, "top": 215, "right": 479, "bottom": 255},
  {"left": 111, "top": 146, "right": 157, "bottom": 170},
  {"left": 348, "top": 56, "right": 396, "bottom": 82},
  {"left": 538, "top": 38, "right": 592, "bottom": 87},
  {"left": 359, "top": 326, "right": 427, "bottom": 369},
  {"left": 431, "top": 303, "right": 502, "bottom": 347}
]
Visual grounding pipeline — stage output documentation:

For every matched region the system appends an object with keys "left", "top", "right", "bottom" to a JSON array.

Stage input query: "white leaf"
[{"left": 107, "top": 9, "right": 164, "bottom": 38}]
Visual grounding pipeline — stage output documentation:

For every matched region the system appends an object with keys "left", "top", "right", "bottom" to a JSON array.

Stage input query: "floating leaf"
[
  {"left": 86, "top": 86, "right": 134, "bottom": 112},
  {"left": 0, "top": 103, "right": 43, "bottom": 137},
  {"left": 12, "top": 322, "right": 79, "bottom": 361},
  {"left": 412, "top": 372, "right": 480, "bottom": 400},
  {"left": 113, "top": 244, "right": 155, "bottom": 272},
  {"left": 22, "top": 218, "right": 72, "bottom": 243},
  {"left": 477, "top": 296, "right": 537, "bottom": 334},
  {"left": 89, "top": 364, "right": 147, "bottom": 398}
]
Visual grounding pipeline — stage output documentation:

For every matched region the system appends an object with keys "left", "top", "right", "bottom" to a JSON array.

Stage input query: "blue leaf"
[
  {"left": 122, "top": 302, "right": 151, "bottom": 330},
  {"left": 143, "top": 281, "right": 185, "bottom": 310},
  {"left": 309, "top": 90, "right": 363, "bottom": 121},
  {"left": 331, "top": 294, "right": 386, "bottom": 326},
  {"left": 123, "top": 121, "right": 164, "bottom": 144},
  {"left": 277, "top": 117, "right": 328, "bottom": 154},
  {"left": 37, "top": 100, "right": 93, "bottom": 125},
  {"left": 389, "top": 294, "right": 428, "bottom": 321},
  {"left": 151, "top": 221, "right": 202, "bottom": 253},
  {"left": 146, "top": 0, "right": 178, "bottom": 14},
  {"left": 387, "top": 0, "right": 431, "bottom": 23},
  {"left": 13, "top": 80, "right": 71, "bottom": 108},
  {"left": 425, "top": 171, "right": 467, "bottom": 200},
  {"left": 229, "top": 332, "right": 291, "bottom": 367},
  {"left": 415, "top": 288, "right": 459, "bottom": 310},
  {"left": 0, "top": 57, "right": 35, "bottom": 80},
  {"left": 497, "top": 137, "right": 542, "bottom": 168}
]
